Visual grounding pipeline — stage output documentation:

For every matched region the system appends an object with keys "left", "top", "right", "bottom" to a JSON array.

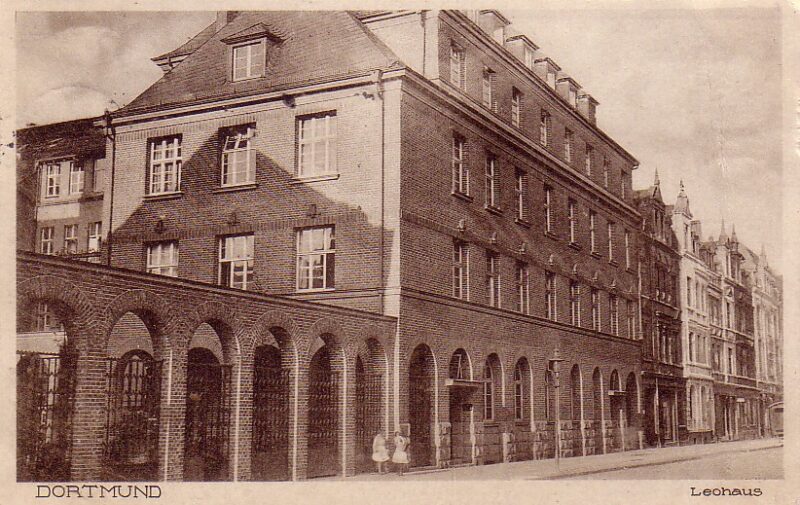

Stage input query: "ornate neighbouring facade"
[{"left": 634, "top": 174, "right": 683, "bottom": 447}]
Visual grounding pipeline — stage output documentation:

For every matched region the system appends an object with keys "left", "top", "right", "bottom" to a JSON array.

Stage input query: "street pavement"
[{"left": 335, "top": 438, "right": 782, "bottom": 481}]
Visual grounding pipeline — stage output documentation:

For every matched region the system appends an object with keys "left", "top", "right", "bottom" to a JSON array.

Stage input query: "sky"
[{"left": 14, "top": 5, "right": 785, "bottom": 270}]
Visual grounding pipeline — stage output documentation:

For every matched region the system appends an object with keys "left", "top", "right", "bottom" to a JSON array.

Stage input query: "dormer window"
[{"left": 232, "top": 40, "right": 266, "bottom": 81}]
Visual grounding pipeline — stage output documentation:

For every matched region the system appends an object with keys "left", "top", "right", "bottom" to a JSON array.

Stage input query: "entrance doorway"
[
  {"left": 408, "top": 344, "right": 435, "bottom": 468},
  {"left": 307, "top": 345, "right": 340, "bottom": 478},
  {"left": 252, "top": 345, "right": 290, "bottom": 481}
]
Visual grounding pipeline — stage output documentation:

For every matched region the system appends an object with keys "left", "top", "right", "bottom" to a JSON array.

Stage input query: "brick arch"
[
  {"left": 17, "top": 274, "right": 98, "bottom": 352},
  {"left": 306, "top": 317, "right": 347, "bottom": 359},
  {"left": 243, "top": 309, "right": 300, "bottom": 363},
  {"left": 102, "top": 289, "right": 180, "bottom": 355},
  {"left": 185, "top": 300, "right": 243, "bottom": 365},
  {"left": 349, "top": 324, "right": 391, "bottom": 360}
]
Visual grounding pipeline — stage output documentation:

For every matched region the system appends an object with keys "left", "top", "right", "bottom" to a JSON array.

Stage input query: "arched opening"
[
  {"left": 104, "top": 312, "right": 162, "bottom": 481},
  {"left": 17, "top": 298, "right": 78, "bottom": 482},
  {"left": 184, "top": 322, "right": 233, "bottom": 481},
  {"left": 354, "top": 338, "right": 387, "bottom": 474},
  {"left": 624, "top": 372, "right": 639, "bottom": 450},
  {"left": 592, "top": 368, "right": 604, "bottom": 454},
  {"left": 513, "top": 358, "right": 533, "bottom": 461},
  {"left": 569, "top": 364, "right": 583, "bottom": 457},
  {"left": 609, "top": 369, "right": 624, "bottom": 451},
  {"left": 408, "top": 344, "right": 435, "bottom": 468},
  {"left": 481, "top": 353, "right": 503, "bottom": 464},
  {"left": 307, "top": 337, "right": 343, "bottom": 478},
  {"left": 447, "top": 348, "right": 475, "bottom": 465},
  {"left": 252, "top": 341, "right": 291, "bottom": 481}
]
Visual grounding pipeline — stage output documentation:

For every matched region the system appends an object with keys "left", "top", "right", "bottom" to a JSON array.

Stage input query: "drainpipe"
[
  {"left": 103, "top": 111, "right": 116, "bottom": 267},
  {"left": 375, "top": 69, "right": 386, "bottom": 315}
]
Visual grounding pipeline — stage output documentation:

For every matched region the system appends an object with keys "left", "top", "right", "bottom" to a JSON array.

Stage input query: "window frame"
[
  {"left": 69, "top": 162, "right": 84, "bottom": 195},
  {"left": 483, "top": 362, "right": 494, "bottom": 421},
  {"left": 146, "top": 241, "right": 179, "bottom": 277},
  {"left": 232, "top": 39, "right": 267, "bottom": 82},
  {"left": 591, "top": 288, "right": 601, "bottom": 331},
  {"left": 589, "top": 210, "right": 597, "bottom": 253},
  {"left": 453, "top": 240, "right": 470, "bottom": 300},
  {"left": 43, "top": 161, "right": 62, "bottom": 198},
  {"left": 607, "top": 221, "right": 615, "bottom": 262},
  {"left": 87, "top": 222, "right": 102, "bottom": 252},
  {"left": 570, "top": 281, "right": 581, "bottom": 327},
  {"left": 296, "top": 226, "right": 335, "bottom": 292},
  {"left": 486, "top": 251, "right": 500, "bottom": 308},
  {"left": 449, "top": 43, "right": 466, "bottom": 91},
  {"left": 564, "top": 128, "right": 573, "bottom": 163},
  {"left": 568, "top": 199, "right": 577, "bottom": 244},
  {"left": 452, "top": 134, "right": 469, "bottom": 196},
  {"left": 481, "top": 67, "right": 497, "bottom": 112},
  {"left": 609, "top": 294, "right": 619, "bottom": 335},
  {"left": 63, "top": 224, "right": 78, "bottom": 254},
  {"left": 40, "top": 227, "right": 54, "bottom": 255},
  {"left": 219, "top": 234, "right": 255, "bottom": 290},
  {"left": 544, "top": 185, "right": 553, "bottom": 234},
  {"left": 514, "top": 168, "right": 527, "bottom": 221},
  {"left": 484, "top": 154, "right": 500, "bottom": 210},
  {"left": 511, "top": 88, "right": 522, "bottom": 128},
  {"left": 545, "top": 271, "right": 557, "bottom": 321},
  {"left": 624, "top": 229, "right": 631, "bottom": 269},
  {"left": 585, "top": 144, "right": 593, "bottom": 176},
  {"left": 297, "top": 112, "right": 337, "bottom": 178},
  {"left": 515, "top": 261, "right": 530, "bottom": 314},
  {"left": 539, "top": 110, "right": 550, "bottom": 146},
  {"left": 148, "top": 136, "right": 182, "bottom": 195},
  {"left": 220, "top": 124, "right": 256, "bottom": 187}
]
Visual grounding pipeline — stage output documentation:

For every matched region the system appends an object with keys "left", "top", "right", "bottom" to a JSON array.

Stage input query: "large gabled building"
[{"left": 19, "top": 9, "right": 650, "bottom": 482}]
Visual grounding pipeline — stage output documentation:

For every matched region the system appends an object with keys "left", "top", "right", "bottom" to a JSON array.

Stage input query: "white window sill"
[
  {"left": 290, "top": 174, "right": 340, "bottom": 184},
  {"left": 295, "top": 287, "right": 336, "bottom": 293},
  {"left": 213, "top": 183, "right": 258, "bottom": 194},
  {"left": 144, "top": 191, "right": 184, "bottom": 201}
]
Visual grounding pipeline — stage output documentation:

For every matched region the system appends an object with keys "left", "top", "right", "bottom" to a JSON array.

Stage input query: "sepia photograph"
[{"left": 6, "top": 2, "right": 796, "bottom": 503}]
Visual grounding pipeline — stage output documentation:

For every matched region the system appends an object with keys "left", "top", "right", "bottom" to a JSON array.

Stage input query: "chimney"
[
  {"left": 577, "top": 92, "right": 598, "bottom": 125},
  {"left": 216, "top": 11, "right": 237, "bottom": 32}
]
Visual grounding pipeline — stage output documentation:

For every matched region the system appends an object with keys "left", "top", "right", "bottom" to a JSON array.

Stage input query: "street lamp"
[{"left": 549, "top": 348, "right": 566, "bottom": 470}]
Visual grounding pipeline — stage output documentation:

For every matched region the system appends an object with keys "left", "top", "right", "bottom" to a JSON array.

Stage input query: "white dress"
[
  {"left": 372, "top": 435, "right": 390, "bottom": 463},
  {"left": 392, "top": 435, "right": 409, "bottom": 464}
]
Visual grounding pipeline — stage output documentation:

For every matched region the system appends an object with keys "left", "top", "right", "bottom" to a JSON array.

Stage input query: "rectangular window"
[
  {"left": 545, "top": 271, "right": 557, "bottom": 321},
  {"left": 484, "top": 155, "right": 499, "bottom": 209},
  {"left": 511, "top": 88, "right": 522, "bottom": 128},
  {"left": 452, "top": 135, "right": 469, "bottom": 195},
  {"left": 69, "top": 163, "right": 84, "bottom": 195},
  {"left": 539, "top": 110, "right": 550, "bottom": 146},
  {"left": 516, "top": 261, "right": 529, "bottom": 314},
  {"left": 453, "top": 240, "right": 469, "bottom": 300},
  {"left": 298, "top": 112, "right": 337, "bottom": 177},
  {"left": 568, "top": 199, "right": 577, "bottom": 244},
  {"left": 627, "top": 300, "right": 636, "bottom": 339},
  {"left": 297, "top": 227, "right": 334, "bottom": 291},
  {"left": 620, "top": 169, "right": 627, "bottom": 199},
  {"left": 687, "top": 277, "right": 692, "bottom": 307},
  {"left": 221, "top": 124, "right": 256, "bottom": 186},
  {"left": 486, "top": 252, "right": 500, "bottom": 308},
  {"left": 585, "top": 145, "right": 593, "bottom": 176},
  {"left": 589, "top": 211, "right": 597, "bottom": 253},
  {"left": 232, "top": 40, "right": 266, "bottom": 81},
  {"left": 87, "top": 222, "right": 102, "bottom": 252},
  {"left": 450, "top": 44, "right": 466, "bottom": 90},
  {"left": 515, "top": 169, "right": 526, "bottom": 221},
  {"left": 149, "top": 136, "right": 182, "bottom": 195},
  {"left": 607, "top": 221, "right": 615, "bottom": 261},
  {"left": 482, "top": 68, "right": 496, "bottom": 112},
  {"left": 221, "top": 234, "right": 255, "bottom": 290},
  {"left": 603, "top": 158, "right": 610, "bottom": 188},
  {"left": 564, "top": 129, "right": 573, "bottom": 162},
  {"left": 591, "top": 289, "right": 600, "bottom": 331},
  {"left": 570, "top": 281, "right": 581, "bottom": 327},
  {"left": 146, "top": 241, "right": 179, "bottom": 277},
  {"left": 63, "top": 224, "right": 78, "bottom": 254},
  {"left": 544, "top": 185, "right": 553, "bottom": 233},
  {"left": 40, "top": 227, "right": 54, "bottom": 255},
  {"left": 610, "top": 294, "right": 619, "bottom": 335},
  {"left": 624, "top": 230, "right": 631, "bottom": 269},
  {"left": 44, "top": 162, "right": 61, "bottom": 198}
]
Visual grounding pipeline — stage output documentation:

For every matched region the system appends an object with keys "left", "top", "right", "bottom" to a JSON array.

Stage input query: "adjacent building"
[{"left": 634, "top": 174, "right": 683, "bottom": 447}]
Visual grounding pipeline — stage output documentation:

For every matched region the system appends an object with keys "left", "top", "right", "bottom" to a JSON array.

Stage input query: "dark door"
[
  {"left": 184, "top": 348, "right": 231, "bottom": 481},
  {"left": 307, "top": 347, "right": 340, "bottom": 478},
  {"left": 252, "top": 346, "right": 290, "bottom": 481},
  {"left": 354, "top": 357, "right": 383, "bottom": 474}
]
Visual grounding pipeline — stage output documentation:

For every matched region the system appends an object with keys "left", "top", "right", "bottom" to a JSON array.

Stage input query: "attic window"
[{"left": 232, "top": 40, "right": 266, "bottom": 81}]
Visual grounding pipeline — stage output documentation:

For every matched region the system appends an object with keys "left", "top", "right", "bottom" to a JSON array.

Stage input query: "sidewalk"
[{"left": 336, "top": 438, "right": 782, "bottom": 481}]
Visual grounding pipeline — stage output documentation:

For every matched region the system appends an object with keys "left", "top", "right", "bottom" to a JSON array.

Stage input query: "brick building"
[
  {"left": 17, "top": 9, "right": 701, "bottom": 481},
  {"left": 634, "top": 173, "right": 683, "bottom": 447}
]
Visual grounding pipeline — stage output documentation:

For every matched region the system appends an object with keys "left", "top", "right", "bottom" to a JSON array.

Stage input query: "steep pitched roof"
[
  {"left": 121, "top": 11, "right": 402, "bottom": 116},
  {"left": 152, "top": 20, "right": 218, "bottom": 62}
]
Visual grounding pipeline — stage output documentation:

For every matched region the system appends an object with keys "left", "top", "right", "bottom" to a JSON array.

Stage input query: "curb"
[{"left": 538, "top": 442, "right": 782, "bottom": 480}]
